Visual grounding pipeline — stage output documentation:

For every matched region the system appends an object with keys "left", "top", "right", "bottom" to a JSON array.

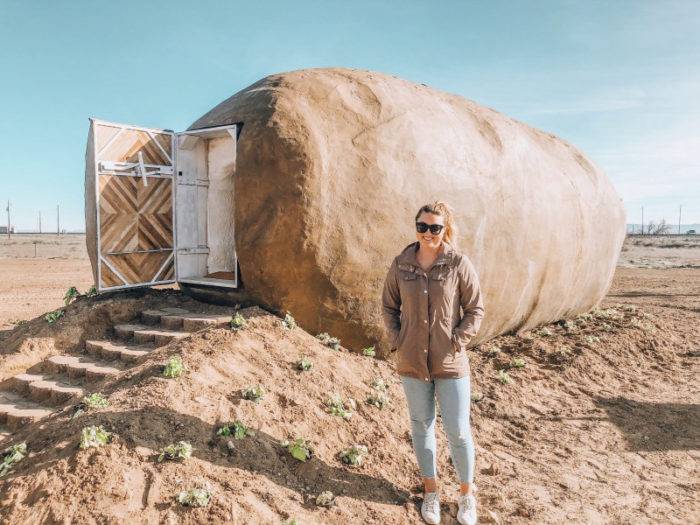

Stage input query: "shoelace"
[
  {"left": 458, "top": 493, "right": 474, "bottom": 510},
  {"left": 424, "top": 492, "right": 440, "bottom": 511}
]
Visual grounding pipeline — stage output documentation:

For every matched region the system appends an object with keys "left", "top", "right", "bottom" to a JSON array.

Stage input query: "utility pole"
[
  {"left": 56, "top": 204, "right": 60, "bottom": 236},
  {"left": 5, "top": 200, "right": 10, "bottom": 239},
  {"left": 641, "top": 206, "right": 644, "bottom": 235},
  {"left": 39, "top": 211, "right": 42, "bottom": 234},
  {"left": 678, "top": 205, "right": 682, "bottom": 235}
]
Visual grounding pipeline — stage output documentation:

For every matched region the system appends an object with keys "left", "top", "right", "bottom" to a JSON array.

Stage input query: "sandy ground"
[
  {"left": 0, "top": 234, "right": 697, "bottom": 330},
  {"left": 0, "top": 234, "right": 697, "bottom": 524},
  {"left": 0, "top": 235, "right": 93, "bottom": 330},
  {"left": 618, "top": 234, "right": 700, "bottom": 269}
]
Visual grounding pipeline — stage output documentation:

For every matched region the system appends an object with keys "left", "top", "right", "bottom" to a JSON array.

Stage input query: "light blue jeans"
[{"left": 400, "top": 374, "right": 475, "bottom": 483}]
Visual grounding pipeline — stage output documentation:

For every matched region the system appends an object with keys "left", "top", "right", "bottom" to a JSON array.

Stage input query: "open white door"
[
  {"left": 88, "top": 119, "right": 176, "bottom": 291},
  {"left": 175, "top": 125, "right": 239, "bottom": 288}
]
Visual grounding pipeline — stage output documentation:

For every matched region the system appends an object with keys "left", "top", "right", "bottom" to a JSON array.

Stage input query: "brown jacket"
[{"left": 381, "top": 240, "right": 485, "bottom": 382}]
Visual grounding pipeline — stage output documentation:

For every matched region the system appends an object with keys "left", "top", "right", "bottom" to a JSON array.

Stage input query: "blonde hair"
[{"left": 414, "top": 201, "right": 460, "bottom": 247}]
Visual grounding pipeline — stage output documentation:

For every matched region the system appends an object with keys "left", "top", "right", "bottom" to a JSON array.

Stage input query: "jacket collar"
[{"left": 397, "top": 240, "right": 457, "bottom": 272}]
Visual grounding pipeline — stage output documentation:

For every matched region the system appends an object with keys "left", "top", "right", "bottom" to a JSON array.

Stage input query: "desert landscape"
[{"left": 0, "top": 234, "right": 698, "bottom": 524}]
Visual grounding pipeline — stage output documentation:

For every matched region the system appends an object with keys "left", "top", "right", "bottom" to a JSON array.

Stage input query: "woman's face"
[{"left": 415, "top": 212, "right": 445, "bottom": 250}]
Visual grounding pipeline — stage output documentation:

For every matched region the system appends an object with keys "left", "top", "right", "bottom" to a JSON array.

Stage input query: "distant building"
[
  {"left": 0, "top": 225, "right": 15, "bottom": 234},
  {"left": 687, "top": 229, "right": 696, "bottom": 235}
]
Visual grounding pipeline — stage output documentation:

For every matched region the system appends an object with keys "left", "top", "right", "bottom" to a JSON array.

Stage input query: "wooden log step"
[
  {"left": 27, "top": 377, "right": 84, "bottom": 404},
  {"left": 84, "top": 340, "right": 152, "bottom": 363},
  {"left": 140, "top": 307, "right": 190, "bottom": 325},
  {"left": 113, "top": 323, "right": 151, "bottom": 340},
  {"left": 132, "top": 328, "right": 190, "bottom": 346},
  {"left": 44, "top": 355, "right": 122, "bottom": 382},
  {"left": 0, "top": 391, "right": 55, "bottom": 430}
]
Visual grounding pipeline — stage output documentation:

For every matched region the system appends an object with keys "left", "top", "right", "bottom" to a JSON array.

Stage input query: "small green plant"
[
  {"left": 14, "top": 319, "right": 27, "bottom": 327},
  {"left": 601, "top": 322, "right": 615, "bottom": 332},
  {"left": 83, "top": 392, "right": 109, "bottom": 409},
  {"left": 283, "top": 519, "right": 300, "bottom": 525},
  {"left": 510, "top": 357, "right": 526, "bottom": 369},
  {"left": 85, "top": 286, "right": 98, "bottom": 298},
  {"left": 217, "top": 420, "right": 248, "bottom": 439},
  {"left": 592, "top": 307, "right": 623, "bottom": 321},
  {"left": 243, "top": 384, "right": 265, "bottom": 403},
  {"left": 370, "top": 377, "right": 388, "bottom": 392},
  {"left": 315, "top": 490, "right": 335, "bottom": 507},
  {"left": 325, "top": 393, "right": 353, "bottom": 420},
  {"left": 0, "top": 442, "right": 27, "bottom": 477},
  {"left": 158, "top": 441, "right": 193, "bottom": 462},
  {"left": 554, "top": 345, "right": 573, "bottom": 360},
  {"left": 281, "top": 437, "right": 314, "bottom": 462},
  {"left": 63, "top": 286, "right": 79, "bottom": 306},
  {"left": 282, "top": 312, "right": 297, "bottom": 330},
  {"left": 362, "top": 346, "right": 376, "bottom": 357},
  {"left": 560, "top": 319, "right": 577, "bottom": 333},
  {"left": 576, "top": 312, "right": 594, "bottom": 323},
  {"left": 79, "top": 425, "right": 112, "bottom": 449},
  {"left": 629, "top": 318, "right": 655, "bottom": 332},
  {"left": 470, "top": 391, "right": 484, "bottom": 402},
  {"left": 585, "top": 335, "right": 600, "bottom": 345},
  {"left": 316, "top": 332, "right": 341, "bottom": 351},
  {"left": 177, "top": 486, "right": 212, "bottom": 507},
  {"left": 486, "top": 345, "right": 501, "bottom": 357},
  {"left": 230, "top": 312, "right": 247, "bottom": 330},
  {"left": 44, "top": 309, "right": 64, "bottom": 324},
  {"left": 162, "top": 355, "right": 185, "bottom": 378},
  {"left": 338, "top": 444, "right": 368, "bottom": 466},
  {"left": 621, "top": 304, "right": 637, "bottom": 313},
  {"left": 296, "top": 356, "right": 313, "bottom": 371},
  {"left": 73, "top": 392, "right": 109, "bottom": 419},
  {"left": 497, "top": 369, "right": 512, "bottom": 385},
  {"left": 535, "top": 327, "right": 552, "bottom": 337},
  {"left": 366, "top": 391, "right": 389, "bottom": 409}
]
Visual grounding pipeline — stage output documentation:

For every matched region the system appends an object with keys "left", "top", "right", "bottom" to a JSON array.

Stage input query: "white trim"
[
  {"left": 98, "top": 280, "right": 177, "bottom": 293},
  {"left": 180, "top": 124, "right": 238, "bottom": 135},
  {"left": 138, "top": 151, "right": 148, "bottom": 186},
  {"left": 171, "top": 131, "right": 178, "bottom": 283},
  {"left": 178, "top": 277, "right": 239, "bottom": 289},
  {"left": 99, "top": 255, "right": 129, "bottom": 286},
  {"left": 90, "top": 117, "right": 174, "bottom": 135},
  {"left": 94, "top": 123, "right": 102, "bottom": 291},
  {"left": 146, "top": 130, "right": 173, "bottom": 164},
  {"left": 96, "top": 127, "right": 125, "bottom": 158},
  {"left": 151, "top": 251, "right": 174, "bottom": 282}
]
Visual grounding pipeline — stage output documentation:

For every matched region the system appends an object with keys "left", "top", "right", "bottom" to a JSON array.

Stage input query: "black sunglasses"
[{"left": 416, "top": 221, "right": 445, "bottom": 234}]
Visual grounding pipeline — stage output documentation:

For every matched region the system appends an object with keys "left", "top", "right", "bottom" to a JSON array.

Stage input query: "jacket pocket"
[{"left": 396, "top": 321, "right": 409, "bottom": 350}]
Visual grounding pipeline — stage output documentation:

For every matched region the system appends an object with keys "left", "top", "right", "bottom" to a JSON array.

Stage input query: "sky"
[{"left": 0, "top": 0, "right": 698, "bottom": 231}]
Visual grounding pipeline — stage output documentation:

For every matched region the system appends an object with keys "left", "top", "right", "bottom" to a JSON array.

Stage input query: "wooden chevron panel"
[
  {"left": 137, "top": 178, "right": 174, "bottom": 250},
  {"left": 99, "top": 261, "right": 124, "bottom": 288},
  {"left": 97, "top": 126, "right": 172, "bottom": 165},
  {"left": 99, "top": 175, "right": 173, "bottom": 253},
  {"left": 101, "top": 251, "right": 173, "bottom": 287},
  {"left": 99, "top": 175, "right": 138, "bottom": 253},
  {"left": 161, "top": 257, "right": 175, "bottom": 281}
]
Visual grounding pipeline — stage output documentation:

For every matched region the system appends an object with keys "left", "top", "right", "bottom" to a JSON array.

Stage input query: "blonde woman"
[{"left": 381, "top": 201, "right": 485, "bottom": 525}]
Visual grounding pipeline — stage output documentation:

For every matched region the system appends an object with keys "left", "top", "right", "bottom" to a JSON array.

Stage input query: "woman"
[{"left": 381, "top": 201, "right": 485, "bottom": 525}]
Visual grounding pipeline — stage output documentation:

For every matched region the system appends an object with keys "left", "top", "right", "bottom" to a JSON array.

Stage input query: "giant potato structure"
[{"left": 86, "top": 68, "right": 626, "bottom": 355}]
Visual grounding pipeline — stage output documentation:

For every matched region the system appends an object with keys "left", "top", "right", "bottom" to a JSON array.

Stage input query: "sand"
[{"left": 0, "top": 234, "right": 697, "bottom": 523}]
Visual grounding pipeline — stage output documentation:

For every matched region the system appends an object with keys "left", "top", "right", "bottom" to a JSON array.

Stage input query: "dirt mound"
[{"left": 0, "top": 287, "right": 697, "bottom": 524}]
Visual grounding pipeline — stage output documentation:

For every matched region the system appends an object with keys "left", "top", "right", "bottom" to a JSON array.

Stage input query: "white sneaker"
[
  {"left": 456, "top": 490, "right": 477, "bottom": 525},
  {"left": 421, "top": 491, "right": 441, "bottom": 524}
]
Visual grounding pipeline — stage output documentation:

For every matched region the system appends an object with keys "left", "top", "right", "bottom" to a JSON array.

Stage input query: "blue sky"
[{"left": 0, "top": 0, "right": 698, "bottom": 231}]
